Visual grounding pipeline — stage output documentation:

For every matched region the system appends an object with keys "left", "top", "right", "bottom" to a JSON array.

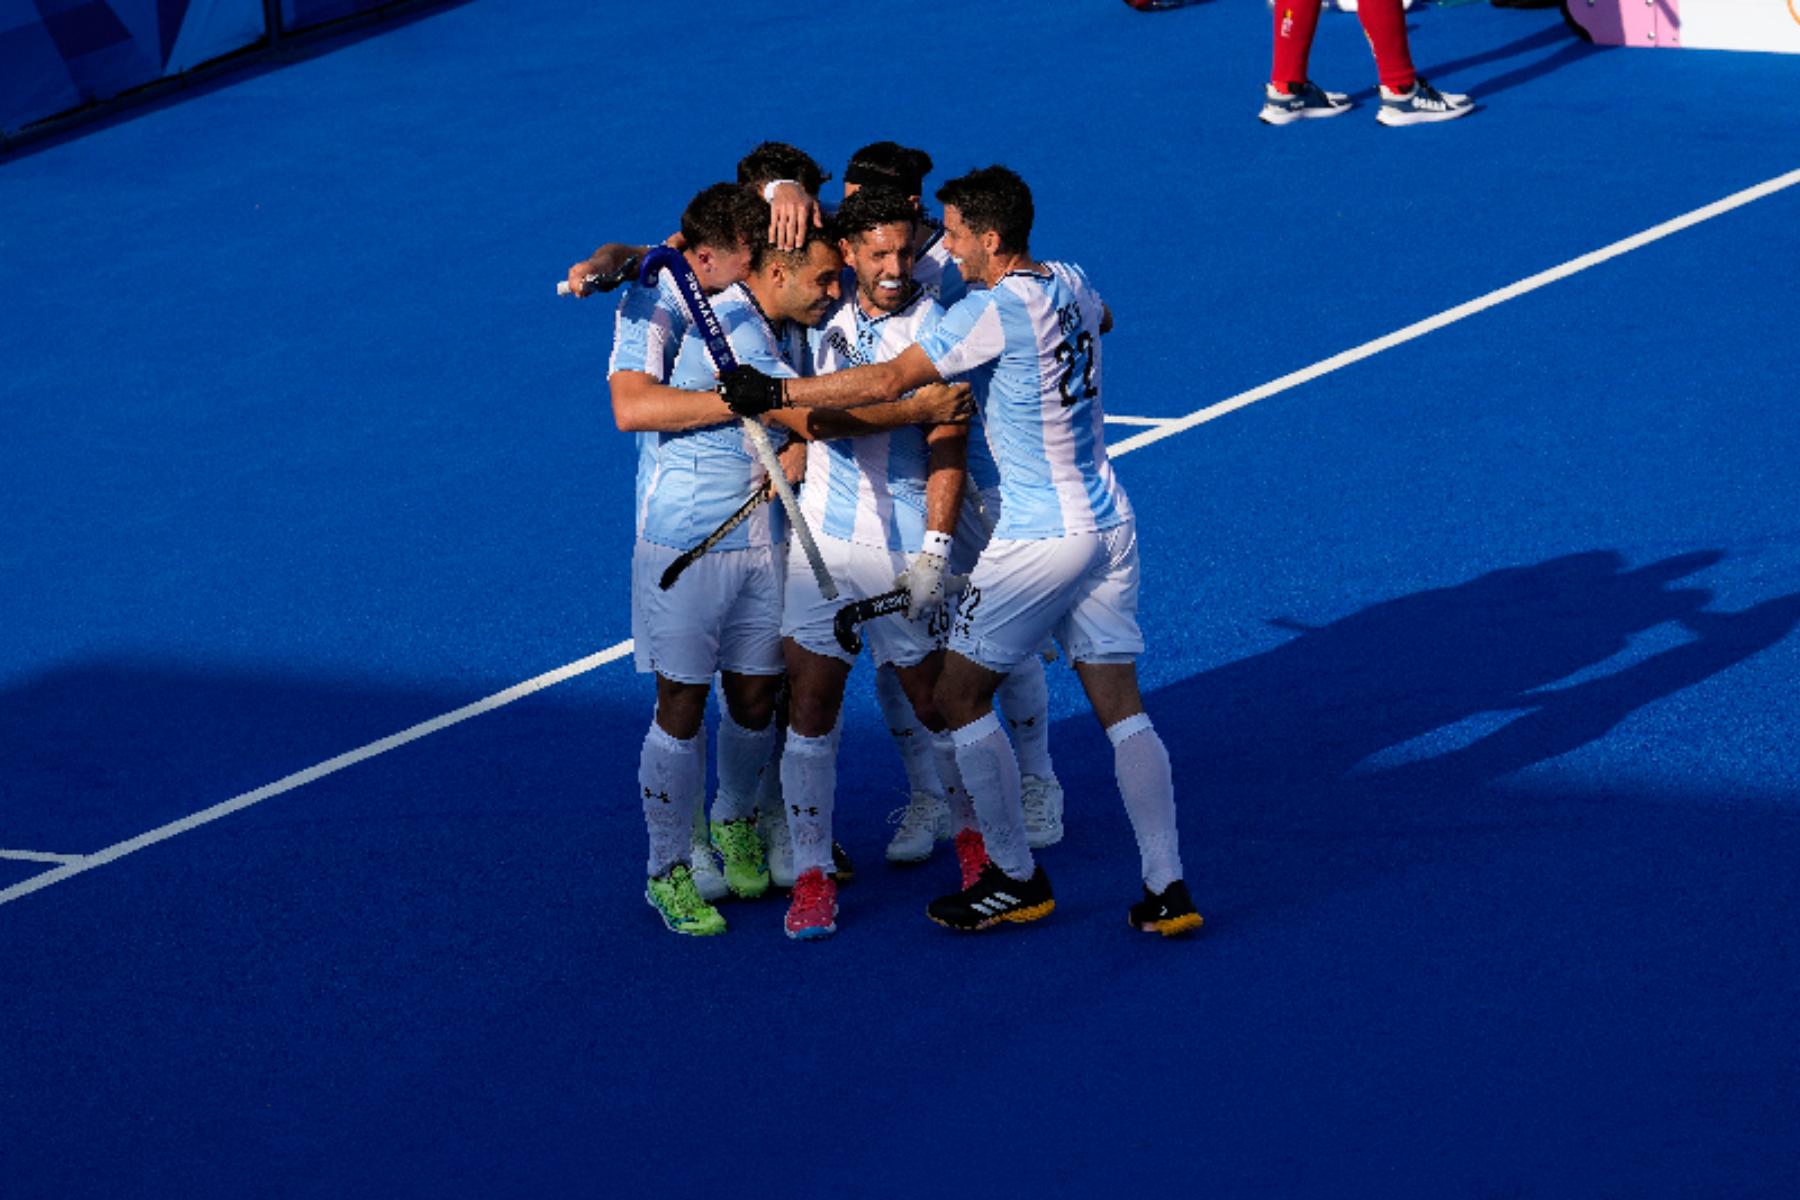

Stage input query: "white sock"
[
  {"left": 931, "top": 731, "right": 978, "bottom": 834},
  {"left": 875, "top": 666, "right": 945, "bottom": 800},
  {"left": 952, "top": 711, "right": 1033, "bottom": 881},
  {"left": 1109, "top": 713, "right": 1182, "bottom": 893},
  {"left": 780, "top": 730, "right": 837, "bottom": 878},
  {"left": 998, "top": 655, "right": 1055, "bottom": 781},
  {"left": 715, "top": 710, "right": 776, "bottom": 822},
  {"left": 640, "top": 723, "right": 701, "bottom": 877}
]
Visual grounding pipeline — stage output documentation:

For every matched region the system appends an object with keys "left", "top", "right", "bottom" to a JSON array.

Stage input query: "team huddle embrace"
[{"left": 579, "top": 141, "right": 1201, "bottom": 942}]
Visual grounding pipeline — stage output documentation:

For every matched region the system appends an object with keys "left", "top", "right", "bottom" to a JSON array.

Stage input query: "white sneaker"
[
  {"left": 885, "top": 791, "right": 951, "bottom": 863},
  {"left": 759, "top": 807, "right": 796, "bottom": 889},
  {"left": 1376, "top": 78, "right": 1473, "bottom": 126},
  {"left": 1021, "top": 775, "right": 1065, "bottom": 849}
]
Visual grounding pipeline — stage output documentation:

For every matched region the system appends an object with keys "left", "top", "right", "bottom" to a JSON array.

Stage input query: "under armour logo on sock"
[
  {"left": 1008, "top": 717, "right": 1038, "bottom": 729},
  {"left": 643, "top": 788, "right": 671, "bottom": 803},
  {"left": 790, "top": 804, "right": 820, "bottom": 817}
]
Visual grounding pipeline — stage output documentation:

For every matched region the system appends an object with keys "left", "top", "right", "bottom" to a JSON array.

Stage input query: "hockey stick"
[
  {"left": 637, "top": 246, "right": 838, "bottom": 599},
  {"left": 555, "top": 253, "right": 642, "bottom": 296},
  {"left": 658, "top": 480, "right": 772, "bottom": 590},
  {"left": 833, "top": 574, "right": 971, "bottom": 655}
]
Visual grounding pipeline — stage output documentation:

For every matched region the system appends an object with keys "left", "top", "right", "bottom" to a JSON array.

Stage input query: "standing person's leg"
[
  {"left": 1261, "top": 0, "right": 1350, "bottom": 124},
  {"left": 1061, "top": 522, "right": 1202, "bottom": 936},
  {"left": 776, "top": 640, "right": 852, "bottom": 939}
]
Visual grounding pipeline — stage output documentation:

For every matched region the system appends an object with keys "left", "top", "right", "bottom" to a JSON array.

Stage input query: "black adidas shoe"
[
  {"left": 1128, "top": 880, "right": 1203, "bottom": 936},
  {"left": 928, "top": 862, "right": 1054, "bottom": 931}
]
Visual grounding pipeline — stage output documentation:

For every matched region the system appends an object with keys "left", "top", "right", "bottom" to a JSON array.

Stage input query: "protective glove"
[
  {"left": 717, "top": 365, "right": 786, "bottom": 417},
  {"left": 894, "top": 531, "right": 954, "bottom": 621}
]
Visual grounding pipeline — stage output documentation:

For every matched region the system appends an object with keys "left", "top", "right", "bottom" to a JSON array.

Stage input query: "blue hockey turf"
[{"left": 4, "top": 1, "right": 1798, "bottom": 1195}]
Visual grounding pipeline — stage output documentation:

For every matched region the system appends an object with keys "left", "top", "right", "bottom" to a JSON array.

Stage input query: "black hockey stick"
[
  {"left": 638, "top": 246, "right": 838, "bottom": 600},
  {"left": 658, "top": 481, "right": 772, "bottom": 590},
  {"left": 555, "top": 253, "right": 643, "bottom": 296},
  {"left": 833, "top": 573, "right": 970, "bottom": 654}
]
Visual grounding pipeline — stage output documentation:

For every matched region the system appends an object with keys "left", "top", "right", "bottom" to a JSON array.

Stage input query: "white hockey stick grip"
[
  {"left": 740, "top": 417, "right": 837, "bottom": 600},
  {"left": 556, "top": 280, "right": 572, "bottom": 295}
]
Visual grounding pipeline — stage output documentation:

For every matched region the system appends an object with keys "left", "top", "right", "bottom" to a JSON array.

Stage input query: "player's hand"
[
  {"left": 910, "top": 381, "right": 974, "bottom": 426},
  {"left": 768, "top": 182, "right": 824, "bottom": 251},
  {"left": 718, "top": 365, "right": 786, "bottom": 417},
  {"left": 777, "top": 435, "right": 808, "bottom": 487},
  {"left": 894, "top": 542, "right": 950, "bottom": 622}
]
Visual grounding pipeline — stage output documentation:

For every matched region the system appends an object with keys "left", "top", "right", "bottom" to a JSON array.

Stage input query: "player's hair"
[
  {"left": 750, "top": 213, "right": 840, "bottom": 273},
  {"left": 835, "top": 186, "right": 919, "bottom": 244},
  {"left": 936, "top": 165, "right": 1033, "bottom": 255},
  {"left": 736, "top": 141, "right": 827, "bottom": 197},
  {"left": 843, "top": 142, "right": 933, "bottom": 196},
  {"left": 680, "top": 182, "right": 769, "bottom": 254}
]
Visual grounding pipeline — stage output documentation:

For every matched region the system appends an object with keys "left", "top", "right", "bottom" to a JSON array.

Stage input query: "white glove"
[{"left": 894, "top": 531, "right": 953, "bottom": 621}]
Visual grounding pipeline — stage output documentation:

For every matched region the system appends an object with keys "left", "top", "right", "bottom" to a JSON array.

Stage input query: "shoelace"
[
  {"left": 791, "top": 871, "right": 832, "bottom": 917},
  {"left": 888, "top": 798, "right": 938, "bottom": 835}
]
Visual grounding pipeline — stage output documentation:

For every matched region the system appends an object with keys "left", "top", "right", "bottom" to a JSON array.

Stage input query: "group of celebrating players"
[{"left": 573, "top": 141, "right": 1201, "bottom": 942}]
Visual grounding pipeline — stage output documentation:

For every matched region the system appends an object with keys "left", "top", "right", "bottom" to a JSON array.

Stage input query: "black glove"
[{"left": 717, "top": 364, "right": 786, "bottom": 417}]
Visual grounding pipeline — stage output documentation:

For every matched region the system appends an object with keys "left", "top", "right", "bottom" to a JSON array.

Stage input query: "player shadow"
[
  {"left": 1148, "top": 547, "right": 1800, "bottom": 828},
  {"left": 1341, "top": 21, "right": 1596, "bottom": 103}
]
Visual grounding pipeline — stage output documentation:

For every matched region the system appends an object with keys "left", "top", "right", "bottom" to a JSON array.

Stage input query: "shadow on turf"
[{"left": 1150, "top": 548, "right": 1799, "bottom": 802}]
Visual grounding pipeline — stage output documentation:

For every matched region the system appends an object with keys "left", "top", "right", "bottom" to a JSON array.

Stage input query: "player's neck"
[{"left": 983, "top": 251, "right": 1040, "bottom": 287}]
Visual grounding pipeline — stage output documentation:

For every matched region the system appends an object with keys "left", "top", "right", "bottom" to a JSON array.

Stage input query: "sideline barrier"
[
  {"left": 1564, "top": 0, "right": 1800, "bottom": 50},
  {"left": 2, "top": 0, "right": 425, "bottom": 144}
]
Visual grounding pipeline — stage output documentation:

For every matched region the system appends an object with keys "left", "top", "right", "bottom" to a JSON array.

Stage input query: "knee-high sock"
[
  {"left": 715, "top": 710, "right": 776, "bottom": 822},
  {"left": 952, "top": 711, "right": 1033, "bottom": 881},
  {"left": 876, "top": 665, "right": 945, "bottom": 800},
  {"left": 1356, "top": 0, "right": 1416, "bottom": 93},
  {"left": 1270, "top": 0, "right": 1324, "bottom": 90},
  {"left": 780, "top": 731, "right": 837, "bottom": 878},
  {"left": 931, "top": 731, "right": 979, "bottom": 835},
  {"left": 1109, "top": 713, "right": 1182, "bottom": 893},
  {"left": 997, "top": 655, "right": 1055, "bottom": 781},
  {"left": 640, "top": 723, "right": 702, "bottom": 878}
]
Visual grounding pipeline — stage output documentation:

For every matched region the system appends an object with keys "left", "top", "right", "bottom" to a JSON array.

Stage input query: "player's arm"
[
  {"left": 609, "top": 370, "right": 738, "bottom": 433},
  {"left": 728, "top": 342, "right": 943, "bottom": 415},
  {"left": 766, "top": 381, "right": 972, "bottom": 442},
  {"left": 922, "top": 421, "right": 969, "bottom": 539},
  {"left": 568, "top": 243, "right": 652, "bottom": 297},
  {"left": 892, "top": 419, "right": 968, "bottom": 620}
]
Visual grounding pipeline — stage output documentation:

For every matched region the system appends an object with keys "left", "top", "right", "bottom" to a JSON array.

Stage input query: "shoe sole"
[
  {"left": 1136, "top": 911, "right": 1204, "bottom": 937},
  {"left": 1377, "top": 106, "right": 1473, "bottom": 127},
  {"left": 930, "top": 898, "right": 1055, "bottom": 932},
  {"left": 785, "top": 922, "right": 837, "bottom": 940},
  {"left": 886, "top": 843, "right": 935, "bottom": 864},
  {"left": 1259, "top": 105, "right": 1351, "bottom": 126},
  {"left": 645, "top": 893, "right": 727, "bottom": 936},
  {"left": 726, "top": 875, "right": 771, "bottom": 900}
]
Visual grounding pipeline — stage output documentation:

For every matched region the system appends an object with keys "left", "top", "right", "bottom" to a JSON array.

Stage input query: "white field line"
[
  {"left": 1, "top": 850, "right": 86, "bottom": 864},
  {"left": 0, "top": 643, "right": 634, "bottom": 906},
  {"left": 5, "top": 166, "right": 1796, "bottom": 909},
  {"left": 1104, "top": 414, "right": 1179, "bottom": 426},
  {"left": 1108, "top": 166, "right": 1800, "bottom": 459}
]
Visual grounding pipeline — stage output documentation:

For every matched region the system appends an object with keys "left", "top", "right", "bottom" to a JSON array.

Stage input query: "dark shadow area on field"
[
  {"left": 0, "top": 0, "right": 475, "bottom": 162},
  {"left": 0, "top": 655, "right": 644, "bottom": 866},
  {"left": 1342, "top": 20, "right": 1594, "bottom": 101},
  {"left": 1127, "top": 548, "right": 1800, "bottom": 912},
  {"left": 6, "top": 557, "right": 1800, "bottom": 1199}
]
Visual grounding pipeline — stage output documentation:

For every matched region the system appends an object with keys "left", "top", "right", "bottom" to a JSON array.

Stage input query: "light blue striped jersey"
[
  {"left": 609, "top": 275, "right": 692, "bottom": 529},
  {"left": 635, "top": 282, "right": 804, "bottom": 552},
  {"left": 805, "top": 284, "right": 944, "bottom": 551},
  {"left": 916, "top": 261, "right": 1131, "bottom": 540}
]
